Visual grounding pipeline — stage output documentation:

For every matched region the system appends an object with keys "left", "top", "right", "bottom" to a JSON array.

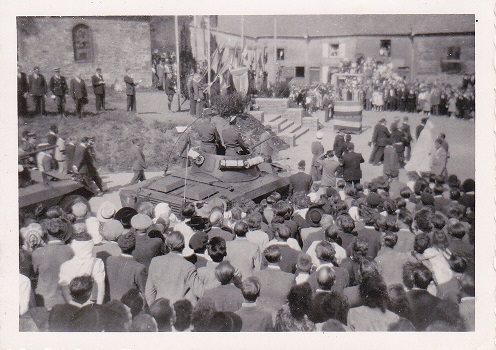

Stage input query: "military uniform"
[
  {"left": 49, "top": 74, "right": 68, "bottom": 116},
  {"left": 199, "top": 124, "right": 220, "bottom": 154},
  {"left": 222, "top": 126, "right": 248, "bottom": 156}
]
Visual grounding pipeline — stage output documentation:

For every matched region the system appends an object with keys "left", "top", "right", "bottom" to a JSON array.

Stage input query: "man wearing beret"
[
  {"left": 369, "top": 118, "right": 390, "bottom": 165},
  {"left": 49, "top": 68, "right": 68, "bottom": 117}
]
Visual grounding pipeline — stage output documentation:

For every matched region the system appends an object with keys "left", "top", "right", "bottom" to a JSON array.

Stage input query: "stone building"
[
  {"left": 191, "top": 14, "right": 475, "bottom": 85},
  {"left": 17, "top": 16, "right": 153, "bottom": 87}
]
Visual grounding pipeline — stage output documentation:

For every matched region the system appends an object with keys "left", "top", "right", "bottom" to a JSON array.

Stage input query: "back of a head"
[
  {"left": 350, "top": 238, "right": 369, "bottom": 262},
  {"left": 315, "top": 241, "right": 336, "bottom": 263},
  {"left": 137, "top": 201, "right": 154, "bottom": 218},
  {"left": 166, "top": 231, "right": 185, "bottom": 252},
  {"left": 296, "top": 252, "right": 313, "bottom": 273},
  {"left": 233, "top": 221, "right": 249, "bottom": 237},
  {"left": 181, "top": 202, "right": 196, "bottom": 219},
  {"left": 246, "top": 213, "right": 262, "bottom": 230},
  {"left": 263, "top": 245, "right": 282, "bottom": 263},
  {"left": 411, "top": 263, "right": 433, "bottom": 289},
  {"left": 173, "top": 299, "right": 193, "bottom": 332},
  {"left": 387, "top": 284, "right": 411, "bottom": 318},
  {"left": 320, "top": 291, "right": 350, "bottom": 325},
  {"left": 207, "top": 236, "right": 227, "bottom": 262},
  {"left": 413, "top": 232, "right": 431, "bottom": 254},
  {"left": 324, "top": 224, "right": 341, "bottom": 242},
  {"left": 69, "top": 275, "right": 94, "bottom": 304},
  {"left": 275, "top": 224, "right": 290, "bottom": 241},
  {"left": 337, "top": 214, "right": 355, "bottom": 233},
  {"left": 389, "top": 317, "right": 416, "bottom": 331},
  {"left": 71, "top": 304, "right": 115, "bottom": 332},
  {"left": 121, "top": 288, "right": 145, "bottom": 318},
  {"left": 129, "top": 313, "right": 158, "bottom": 332},
  {"left": 209, "top": 210, "right": 223, "bottom": 227},
  {"left": 359, "top": 274, "right": 388, "bottom": 312},
  {"left": 215, "top": 261, "right": 236, "bottom": 285},
  {"left": 383, "top": 233, "right": 398, "bottom": 249},
  {"left": 240, "top": 277, "right": 261, "bottom": 302},
  {"left": 191, "top": 298, "right": 216, "bottom": 332},
  {"left": 431, "top": 230, "right": 449, "bottom": 250},
  {"left": 316, "top": 266, "right": 336, "bottom": 290},
  {"left": 149, "top": 298, "right": 173, "bottom": 332},
  {"left": 287, "top": 283, "right": 313, "bottom": 320}
]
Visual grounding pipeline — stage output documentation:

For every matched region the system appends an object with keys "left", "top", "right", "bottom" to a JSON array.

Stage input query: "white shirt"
[{"left": 267, "top": 238, "right": 301, "bottom": 251}]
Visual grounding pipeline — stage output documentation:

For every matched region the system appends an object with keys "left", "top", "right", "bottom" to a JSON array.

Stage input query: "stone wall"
[
  {"left": 17, "top": 17, "right": 153, "bottom": 87},
  {"left": 253, "top": 98, "right": 289, "bottom": 116}
]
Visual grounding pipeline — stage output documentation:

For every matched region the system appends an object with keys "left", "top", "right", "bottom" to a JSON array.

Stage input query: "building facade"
[
  {"left": 17, "top": 17, "right": 153, "bottom": 87},
  {"left": 190, "top": 15, "right": 475, "bottom": 85}
]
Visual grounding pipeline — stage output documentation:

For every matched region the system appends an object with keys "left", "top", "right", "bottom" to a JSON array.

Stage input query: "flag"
[
  {"left": 210, "top": 49, "right": 219, "bottom": 75},
  {"left": 230, "top": 66, "right": 249, "bottom": 96},
  {"left": 241, "top": 46, "right": 249, "bottom": 66}
]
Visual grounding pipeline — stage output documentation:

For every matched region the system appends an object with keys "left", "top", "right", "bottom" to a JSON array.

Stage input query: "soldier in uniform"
[
  {"left": 192, "top": 64, "right": 206, "bottom": 117},
  {"left": 49, "top": 67, "right": 68, "bottom": 117},
  {"left": 198, "top": 117, "right": 221, "bottom": 154},
  {"left": 221, "top": 116, "right": 249, "bottom": 156}
]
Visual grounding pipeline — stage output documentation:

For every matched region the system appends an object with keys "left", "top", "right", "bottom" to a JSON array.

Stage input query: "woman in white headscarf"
[{"left": 405, "top": 119, "right": 435, "bottom": 175}]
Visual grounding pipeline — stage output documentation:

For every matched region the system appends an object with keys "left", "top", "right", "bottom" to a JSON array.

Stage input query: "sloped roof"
[{"left": 215, "top": 14, "right": 475, "bottom": 38}]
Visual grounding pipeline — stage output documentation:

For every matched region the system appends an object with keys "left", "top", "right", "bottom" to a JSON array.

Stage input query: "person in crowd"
[
  {"left": 124, "top": 68, "right": 141, "bottom": 112},
  {"left": 18, "top": 64, "right": 29, "bottom": 117},
  {"left": 226, "top": 221, "right": 261, "bottom": 278},
  {"left": 131, "top": 213, "right": 163, "bottom": 269},
  {"left": 173, "top": 299, "right": 194, "bottom": 332},
  {"left": 430, "top": 139, "right": 448, "bottom": 178},
  {"left": 310, "top": 132, "right": 325, "bottom": 182},
  {"left": 72, "top": 136, "right": 106, "bottom": 193},
  {"left": 91, "top": 67, "right": 106, "bottom": 112},
  {"left": 289, "top": 160, "right": 313, "bottom": 196},
  {"left": 70, "top": 72, "right": 88, "bottom": 119},
  {"left": 235, "top": 277, "right": 273, "bottom": 331},
  {"left": 164, "top": 72, "right": 176, "bottom": 111},
  {"left": 340, "top": 143, "right": 364, "bottom": 185},
  {"left": 149, "top": 298, "right": 174, "bottom": 332},
  {"left": 200, "top": 261, "right": 244, "bottom": 312},
  {"left": 307, "top": 266, "right": 336, "bottom": 323},
  {"left": 369, "top": 118, "right": 390, "bottom": 165},
  {"left": 29, "top": 66, "right": 48, "bottom": 116},
  {"left": 145, "top": 231, "right": 203, "bottom": 305},
  {"left": 129, "top": 138, "right": 147, "bottom": 185},
  {"left": 49, "top": 68, "right": 68, "bottom": 117},
  {"left": 274, "top": 283, "right": 316, "bottom": 332}
]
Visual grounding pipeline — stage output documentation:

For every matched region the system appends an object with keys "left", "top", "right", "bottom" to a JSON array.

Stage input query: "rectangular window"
[
  {"left": 295, "top": 66, "right": 305, "bottom": 78},
  {"left": 277, "top": 48, "right": 285, "bottom": 61},
  {"left": 380, "top": 40, "right": 391, "bottom": 57},
  {"left": 447, "top": 46, "right": 461, "bottom": 60},
  {"left": 329, "top": 44, "right": 340, "bottom": 57}
]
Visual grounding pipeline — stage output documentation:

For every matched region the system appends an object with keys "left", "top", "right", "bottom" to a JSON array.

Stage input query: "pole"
[
  {"left": 207, "top": 16, "right": 211, "bottom": 105},
  {"left": 194, "top": 16, "right": 198, "bottom": 61},
  {"left": 273, "top": 15, "right": 277, "bottom": 83},
  {"left": 241, "top": 15, "right": 244, "bottom": 52},
  {"left": 175, "top": 16, "right": 181, "bottom": 112}
]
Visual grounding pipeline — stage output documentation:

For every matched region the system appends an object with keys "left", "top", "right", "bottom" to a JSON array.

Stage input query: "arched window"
[{"left": 72, "top": 24, "right": 93, "bottom": 62}]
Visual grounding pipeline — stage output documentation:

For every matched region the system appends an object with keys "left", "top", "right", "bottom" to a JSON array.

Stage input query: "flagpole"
[
  {"left": 241, "top": 15, "right": 244, "bottom": 53},
  {"left": 194, "top": 16, "right": 198, "bottom": 61},
  {"left": 274, "top": 15, "right": 277, "bottom": 83},
  {"left": 175, "top": 15, "right": 181, "bottom": 112},
  {"left": 207, "top": 16, "right": 211, "bottom": 106}
]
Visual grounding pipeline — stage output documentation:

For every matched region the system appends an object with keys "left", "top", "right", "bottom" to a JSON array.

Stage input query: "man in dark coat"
[
  {"left": 164, "top": 73, "right": 176, "bottom": 111},
  {"left": 91, "top": 68, "right": 106, "bottom": 112},
  {"left": 29, "top": 66, "right": 48, "bottom": 116},
  {"left": 72, "top": 137, "right": 105, "bottom": 192},
  {"left": 289, "top": 160, "right": 313, "bottom": 196},
  {"left": 222, "top": 116, "right": 249, "bottom": 156},
  {"left": 401, "top": 116, "right": 413, "bottom": 161},
  {"left": 199, "top": 117, "right": 221, "bottom": 154},
  {"left": 369, "top": 118, "right": 390, "bottom": 165},
  {"left": 129, "top": 138, "right": 146, "bottom": 185},
  {"left": 18, "top": 64, "right": 29, "bottom": 117},
  {"left": 340, "top": 143, "right": 364, "bottom": 185},
  {"left": 124, "top": 68, "right": 141, "bottom": 112},
  {"left": 70, "top": 73, "right": 88, "bottom": 119},
  {"left": 49, "top": 68, "right": 68, "bottom": 117}
]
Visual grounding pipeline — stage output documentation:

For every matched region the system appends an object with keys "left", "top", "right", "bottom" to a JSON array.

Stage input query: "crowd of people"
[
  {"left": 19, "top": 142, "right": 475, "bottom": 331},
  {"left": 288, "top": 57, "right": 475, "bottom": 120}
]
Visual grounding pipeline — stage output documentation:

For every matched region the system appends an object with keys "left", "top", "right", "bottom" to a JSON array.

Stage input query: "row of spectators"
[
  {"left": 288, "top": 57, "right": 475, "bottom": 120},
  {"left": 19, "top": 169, "right": 474, "bottom": 332}
]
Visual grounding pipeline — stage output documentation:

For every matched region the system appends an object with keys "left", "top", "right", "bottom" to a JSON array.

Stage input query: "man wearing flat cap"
[
  {"left": 49, "top": 68, "right": 68, "bottom": 117},
  {"left": 289, "top": 160, "right": 313, "bottom": 196},
  {"left": 369, "top": 118, "right": 390, "bottom": 165}
]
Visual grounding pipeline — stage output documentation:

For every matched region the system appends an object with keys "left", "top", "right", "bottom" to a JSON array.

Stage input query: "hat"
[
  {"left": 154, "top": 202, "right": 170, "bottom": 219},
  {"left": 117, "top": 231, "right": 136, "bottom": 252},
  {"left": 72, "top": 202, "right": 88, "bottom": 218},
  {"left": 305, "top": 206, "right": 324, "bottom": 227},
  {"left": 373, "top": 176, "right": 389, "bottom": 190},
  {"left": 131, "top": 214, "right": 153, "bottom": 231},
  {"left": 326, "top": 187, "right": 338, "bottom": 197},
  {"left": 96, "top": 201, "right": 116, "bottom": 222},
  {"left": 298, "top": 160, "right": 306, "bottom": 168},
  {"left": 208, "top": 197, "right": 228, "bottom": 214},
  {"left": 49, "top": 124, "right": 59, "bottom": 132},
  {"left": 420, "top": 192, "right": 435, "bottom": 205},
  {"left": 264, "top": 124, "right": 272, "bottom": 131},
  {"left": 379, "top": 118, "right": 386, "bottom": 123},
  {"left": 316, "top": 131, "right": 323, "bottom": 140},
  {"left": 114, "top": 207, "right": 138, "bottom": 229},
  {"left": 367, "top": 192, "right": 382, "bottom": 208},
  {"left": 189, "top": 231, "right": 209, "bottom": 251},
  {"left": 186, "top": 216, "right": 209, "bottom": 230},
  {"left": 102, "top": 220, "right": 124, "bottom": 241}
]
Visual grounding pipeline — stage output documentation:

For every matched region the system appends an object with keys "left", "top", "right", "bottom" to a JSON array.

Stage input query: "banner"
[{"left": 230, "top": 66, "right": 249, "bottom": 96}]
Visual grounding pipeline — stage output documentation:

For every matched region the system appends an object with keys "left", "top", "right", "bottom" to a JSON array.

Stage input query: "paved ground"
[{"left": 90, "top": 93, "right": 475, "bottom": 215}]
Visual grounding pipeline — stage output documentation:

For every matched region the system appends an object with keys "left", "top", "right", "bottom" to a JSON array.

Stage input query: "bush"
[
  {"left": 211, "top": 93, "right": 247, "bottom": 118},
  {"left": 272, "top": 81, "right": 290, "bottom": 98}
]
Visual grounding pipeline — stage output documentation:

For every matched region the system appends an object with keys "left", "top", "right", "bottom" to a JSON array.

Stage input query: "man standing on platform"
[
  {"left": 124, "top": 68, "right": 141, "bottom": 113},
  {"left": 18, "top": 64, "right": 29, "bottom": 117},
  {"left": 29, "top": 66, "right": 48, "bottom": 116},
  {"left": 70, "top": 72, "right": 88, "bottom": 119},
  {"left": 49, "top": 68, "right": 68, "bottom": 117},
  {"left": 369, "top": 118, "right": 390, "bottom": 165},
  {"left": 92, "top": 68, "right": 106, "bottom": 112}
]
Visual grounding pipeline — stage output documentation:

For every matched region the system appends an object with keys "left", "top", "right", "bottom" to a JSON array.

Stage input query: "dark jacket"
[
  {"left": 289, "top": 171, "right": 313, "bottom": 195},
  {"left": 253, "top": 267, "right": 295, "bottom": 313},
  {"left": 406, "top": 289, "right": 444, "bottom": 330},
  {"left": 29, "top": 74, "right": 48, "bottom": 96},
  {"left": 70, "top": 78, "right": 88, "bottom": 100},
  {"left": 372, "top": 124, "right": 390, "bottom": 146},
  {"left": 72, "top": 143, "right": 96, "bottom": 174},
  {"left": 105, "top": 255, "right": 147, "bottom": 301},
  {"left": 49, "top": 76, "right": 68, "bottom": 96},
  {"left": 130, "top": 145, "right": 146, "bottom": 171},
  {"left": 91, "top": 74, "right": 106, "bottom": 95},
  {"left": 341, "top": 151, "right": 364, "bottom": 181},
  {"left": 18, "top": 72, "right": 29, "bottom": 95},
  {"left": 124, "top": 74, "right": 137, "bottom": 95}
]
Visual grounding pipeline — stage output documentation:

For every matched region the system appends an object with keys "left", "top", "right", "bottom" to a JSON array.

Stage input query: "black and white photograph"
[{"left": 1, "top": 1, "right": 495, "bottom": 349}]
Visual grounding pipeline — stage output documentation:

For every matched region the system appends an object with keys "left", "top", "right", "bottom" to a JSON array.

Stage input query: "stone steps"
[{"left": 278, "top": 124, "right": 310, "bottom": 147}]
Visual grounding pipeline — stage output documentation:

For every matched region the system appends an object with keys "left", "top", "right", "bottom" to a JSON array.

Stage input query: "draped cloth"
[{"left": 405, "top": 120, "right": 435, "bottom": 174}]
